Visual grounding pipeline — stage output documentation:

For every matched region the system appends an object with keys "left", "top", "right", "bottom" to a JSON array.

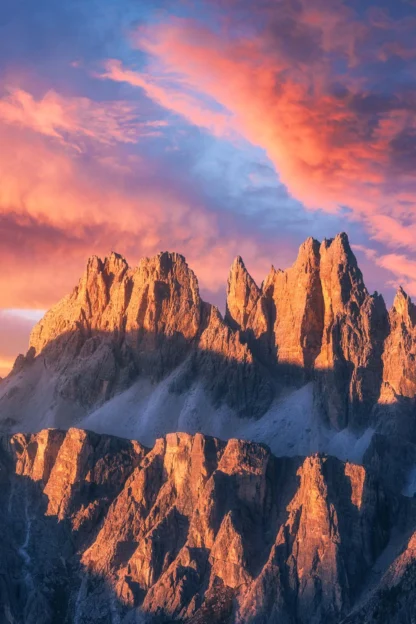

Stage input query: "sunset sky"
[{"left": 1, "top": 0, "right": 416, "bottom": 376}]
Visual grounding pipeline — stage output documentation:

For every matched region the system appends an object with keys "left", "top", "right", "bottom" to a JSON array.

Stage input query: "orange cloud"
[
  {"left": 0, "top": 118, "right": 278, "bottom": 311},
  {"left": 101, "top": 18, "right": 416, "bottom": 252},
  {"left": 377, "top": 253, "right": 416, "bottom": 297},
  {"left": 0, "top": 310, "right": 40, "bottom": 377}
]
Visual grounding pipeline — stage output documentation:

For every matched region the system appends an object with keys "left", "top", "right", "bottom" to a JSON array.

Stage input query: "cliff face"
[
  {"left": 382, "top": 287, "right": 416, "bottom": 398},
  {"left": 0, "top": 428, "right": 397, "bottom": 624},
  {"left": 2, "top": 231, "right": 416, "bottom": 459},
  {"left": 314, "top": 234, "right": 389, "bottom": 430},
  {"left": 342, "top": 528, "right": 416, "bottom": 624},
  {"left": 224, "top": 233, "right": 389, "bottom": 430},
  {"left": 3, "top": 229, "right": 416, "bottom": 623},
  {"left": 28, "top": 252, "right": 204, "bottom": 403},
  {"left": 23, "top": 250, "right": 272, "bottom": 421}
]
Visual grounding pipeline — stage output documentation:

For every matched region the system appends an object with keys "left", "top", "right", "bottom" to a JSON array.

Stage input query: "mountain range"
[{"left": 1, "top": 232, "right": 416, "bottom": 623}]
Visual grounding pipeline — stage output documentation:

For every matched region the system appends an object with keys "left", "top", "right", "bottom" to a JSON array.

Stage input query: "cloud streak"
[
  {"left": 0, "top": 115, "right": 287, "bottom": 310},
  {"left": 101, "top": 6, "right": 416, "bottom": 253},
  {"left": 102, "top": 60, "right": 232, "bottom": 138},
  {"left": 1, "top": 0, "right": 416, "bottom": 374},
  {"left": 0, "top": 87, "right": 167, "bottom": 150}
]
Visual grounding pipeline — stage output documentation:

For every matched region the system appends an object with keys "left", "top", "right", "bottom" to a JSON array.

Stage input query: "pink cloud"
[
  {"left": 351, "top": 244, "right": 416, "bottom": 300},
  {"left": 377, "top": 253, "right": 416, "bottom": 297},
  {"left": 0, "top": 118, "right": 279, "bottom": 311},
  {"left": 102, "top": 60, "right": 232, "bottom": 138},
  {"left": 0, "top": 310, "right": 39, "bottom": 377},
  {"left": 100, "top": 17, "right": 416, "bottom": 254},
  {"left": 0, "top": 86, "right": 166, "bottom": 150}
]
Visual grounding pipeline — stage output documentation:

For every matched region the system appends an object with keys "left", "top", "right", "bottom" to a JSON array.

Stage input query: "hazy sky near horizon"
[{"left": 1, "top": 0, "right": 416, "bottom": 375}]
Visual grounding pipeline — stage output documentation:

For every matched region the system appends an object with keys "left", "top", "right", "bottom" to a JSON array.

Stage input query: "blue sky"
[{"left": 1, "top": 0, "right": 416, "bottom": 373}]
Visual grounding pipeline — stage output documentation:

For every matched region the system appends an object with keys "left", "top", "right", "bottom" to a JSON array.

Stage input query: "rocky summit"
[{"left": 2, "top": 232, "right": 416, "bottom": 622}]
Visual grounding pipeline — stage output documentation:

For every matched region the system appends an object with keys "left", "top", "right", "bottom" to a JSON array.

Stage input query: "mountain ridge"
[
  {"left": 0, "top": 232, "right": 415, "bottom": 481},
  {"left": 1, "top": 234, "right": 415, "bottom": 473},
  {"left": 2, "top": 232, "right": 416, "bottom": 622},
  {"left": 1, "top": 233, "right": 407, "bottom": 433},
  {"left": 2, "top": 426, "right": 415, "bottom": 623}
]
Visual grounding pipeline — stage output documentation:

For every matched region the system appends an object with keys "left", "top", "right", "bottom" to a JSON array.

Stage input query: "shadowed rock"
[{"left": 0, "top": 428, "right": 398, "bottom": 623}]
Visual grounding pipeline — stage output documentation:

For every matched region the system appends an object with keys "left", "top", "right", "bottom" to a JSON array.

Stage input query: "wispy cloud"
[
  {"left": 0, "top": 116, "right": 284, "bottom": 309},
  {"left": 1, "top": 0, "right": 416, "bottom": 375},
  {"left": 0, "top": 87, "right": 167, "bottom": 150},
  {"left": 101, "top": 60, "right": 233, "bottom": 138},
  {"left": 100, "top": 9, "right": 416, "bottom": 254}
]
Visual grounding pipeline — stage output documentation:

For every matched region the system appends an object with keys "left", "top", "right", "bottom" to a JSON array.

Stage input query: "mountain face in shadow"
[
  {"left": 2, "top": 232, "right": 416, "bottom": 480},
  {"left": 1, "top": 233, "right": 411, "bottom": 436},
  {"left": 3, "top": 233, "right": 416, "bottom": 486},
  {"left": 2, "top": 426, "right": 415, "bottom": 624},
  {"left": 2, "top": 233, "right": 416, "bottom": 622}
]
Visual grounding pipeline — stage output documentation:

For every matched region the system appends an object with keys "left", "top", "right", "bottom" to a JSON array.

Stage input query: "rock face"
[
  {"left": 19, "top": 250, "right": 272, "bottom": 420},
  {"left": 314, "top": 234, "right": 389, "bottom": 430},
  {"left": 29, "top": 251, "right": 203, "bottom": 400},
  {"left": 0, "top": 428, "right": 399, "bottom": 624},
  {"left": 1, "top": 231, "right": 416, "bottom": 458},
  {"left": 262, "top": 237, "right": 324, "bottom": 372},
  {"left": 225, "top": 256, "right": 261, "bottom": 333},
  {"left": 342, "top": 528, "right": 416, "bottom": 624},
  {"left": 382, "top": 286, "right": 416, "bottom": 398},
  {"left": 3, "top": 233, "right": 416, "bottom": 623},
  {"left": 224, "top": 234, "right": 389, "bottom": 429}
]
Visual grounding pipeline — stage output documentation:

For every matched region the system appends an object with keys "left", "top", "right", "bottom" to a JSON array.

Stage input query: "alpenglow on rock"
[
  {"left": 3, "top": 233, "right": 416, "bottom": 624},
  {"left": 1, "top": 427, "right": 406, "bottom": 624},
  {"left": 1, "top": 232, "right": 416, "bottom": 455}
]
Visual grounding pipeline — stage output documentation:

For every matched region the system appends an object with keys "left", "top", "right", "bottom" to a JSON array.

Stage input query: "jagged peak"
[
  {"left": 320, "top": 232, "right": 356, "bottom": 264},
  {"left": 226, "top": 255, "right": 260, "bottom": 331},
  {"left": 84, "top": 251, "right": 129, "bottom": 278},
  {"left": 231, "top": 254, "right": 246, "bottom": 269},
  {"left": 137, "top": 250, "right": 191, "bottom": 274},
  {"left": 157, "top": 250, "right": 187, "bottom": 263},
  {"left": 105, "top": 250, "right": 128, "bottom": 266},
  {"left": 369, "top": 289, "right": 387, "bottom": 311},
  {"left": 392, "top": 286, "right": 412, "bottom": 314},
  {"left": 132, "top": 251, "right": 201, "bottom": 300},
  {"left": 108, "top": 250, "right": 127, "bottom": 261},
  {"left": 318, "top": 232, "right": 368, "bottom": 309},
  {"left": 394, "top": 285, "right": 409, "bottom": 303},
  {"left": 321, "top": 231, "right": 350, "bottom": 249},
  {"left": 85, "top": 254, "right": 103, "bottom": 273},
  {"left": 293, "top": 236, "right": 321, "bottom": 271},
  {"left": 392, "top": 286, "right": 416, "bottom": 324},
  {"left": 319, "top": 232, "right": 356, "bottom": 262},
  {"left": 261, "top": 264, "right": 282, "bottom": 293},
  {"left": 298, "top": 235, "right": 320, "bottom": 253},
  {"left": 227, "top": 255, "right": 259, "bottom": 289},
  {"left": 336, "top": 231, "right": 350, "bottom": 244}
]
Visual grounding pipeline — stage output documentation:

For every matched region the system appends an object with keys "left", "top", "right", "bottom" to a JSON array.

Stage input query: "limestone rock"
[
  {"left": 30, "top": 251, "right": 202, "bottom": 382},
  {"left": 343, "top": 528, "right": 416, "bottom": 624},
  {"left": 314, "top": 233, "right": 388, "bottom": 429},
  {"left": 225, "top": 256, "right": 261, "bottom": 333},
  {"left": 264, "top": 237, "right": 324, "bottom": 372},
  {"left": 382, "top": 287, "right": 416, "bottom": 398},
  {"left": 0, "top": 427, "right": 408, "bottom": 623},
  {"left": 1, "top": 232, "right": 414, "bottom": 443},
  {"left": 20, "top": 250, "right": 274, "bottom": 419}
]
